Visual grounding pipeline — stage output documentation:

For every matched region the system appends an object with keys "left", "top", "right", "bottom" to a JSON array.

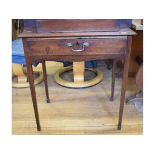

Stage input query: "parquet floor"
[{"left": 12, "top": 61, "right": 143, "bottom": 134}]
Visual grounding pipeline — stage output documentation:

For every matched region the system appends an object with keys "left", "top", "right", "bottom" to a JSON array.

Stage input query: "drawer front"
[{"left": 27, "top": 37, "right": 127, "bottom": 56}]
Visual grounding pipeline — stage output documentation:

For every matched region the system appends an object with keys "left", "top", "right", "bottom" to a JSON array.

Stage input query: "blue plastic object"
[{"left": 12, "top": 38, "right": 25, "bottom": 64}]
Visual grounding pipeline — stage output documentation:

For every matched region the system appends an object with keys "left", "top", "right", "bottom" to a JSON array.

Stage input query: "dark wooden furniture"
[
  {"left": 129, "top": 20, "right": 143, "bottom": 76},
  {"left": 19, "top": 19, "right": 136, "bottom": 131}
]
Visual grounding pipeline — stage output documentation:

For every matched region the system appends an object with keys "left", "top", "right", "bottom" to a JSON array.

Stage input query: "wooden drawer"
[{"left": 27, "top": 37, "right": 127, "bottom": 56}]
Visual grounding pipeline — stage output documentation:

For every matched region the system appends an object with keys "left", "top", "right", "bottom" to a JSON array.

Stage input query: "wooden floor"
[{"left": 12, "top": 62, "right": 143, "bottom": 135}]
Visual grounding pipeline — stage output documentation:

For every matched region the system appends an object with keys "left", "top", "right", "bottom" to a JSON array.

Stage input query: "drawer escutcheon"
[{"left": 66, "top": 42, "right": 89, "bottom": 52}]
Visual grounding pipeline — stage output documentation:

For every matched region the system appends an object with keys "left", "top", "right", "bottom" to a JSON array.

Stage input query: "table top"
[{"left": 19, "top": 19, "right": 136, "bottom": 38}]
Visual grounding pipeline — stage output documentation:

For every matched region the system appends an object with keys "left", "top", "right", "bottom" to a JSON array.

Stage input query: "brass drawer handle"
[{"left": 67, "top": 42, "right": 89, "bottom": 52}]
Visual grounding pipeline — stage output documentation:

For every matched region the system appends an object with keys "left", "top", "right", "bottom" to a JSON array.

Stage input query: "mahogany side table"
[{"left": 19, "top": 19, "right": 136, "bottom": 131}]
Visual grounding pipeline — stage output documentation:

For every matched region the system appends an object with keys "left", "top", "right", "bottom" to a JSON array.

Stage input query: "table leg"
[
  {"left": 110, "top": 59, "right": 117, "bottom": 101},
  {"left": 42, "top": 61, "right": 50, "bottom": 103},
  {"left": 27, "top": 63, "right": 41, "bottom": 131},
  {"left": 118, "top": 36, "right": 132, "bottom": 130}
]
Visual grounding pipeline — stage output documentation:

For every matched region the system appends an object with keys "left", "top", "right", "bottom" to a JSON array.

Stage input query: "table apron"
[{"left": 29, "top": 54, "right": 125, "bottom": 63}]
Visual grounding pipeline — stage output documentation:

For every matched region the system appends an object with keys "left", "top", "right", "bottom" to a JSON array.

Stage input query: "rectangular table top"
[{"left": 19, "top": 19, "right": 136, "bottom": 38}]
